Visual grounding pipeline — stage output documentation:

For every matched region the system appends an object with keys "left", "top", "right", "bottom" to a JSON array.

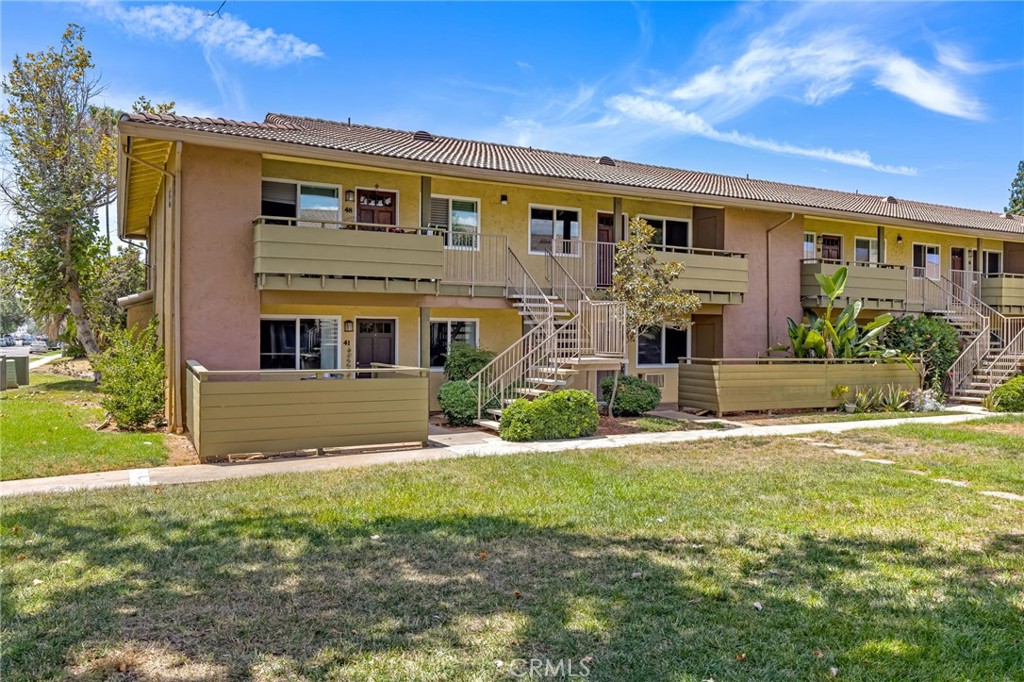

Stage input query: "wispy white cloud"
[
  {"left": 665, "top": 10, "right": 985, "bottom": 122},
  {"left": 86, "top": 1, "right": 323, "bottom": 66},
  {"left": 515, "top": 60, "right": 532, "bottom": 70},
  {"left": 608, "top": 95, "right": 918, "bottom": 175}
]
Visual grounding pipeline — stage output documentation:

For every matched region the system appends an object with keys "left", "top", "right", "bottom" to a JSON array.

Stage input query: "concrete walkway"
[
  {"left": 0, "top": 409, "right": 996, "bottom": 497},
  {"left": 29, "top": 353, "right": 62, "bottom": 370}
]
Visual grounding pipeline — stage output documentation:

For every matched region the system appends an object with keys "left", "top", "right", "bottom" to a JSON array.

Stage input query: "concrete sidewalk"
[{"left": 0, "top": 409, "right": 995, "bottom": 497}]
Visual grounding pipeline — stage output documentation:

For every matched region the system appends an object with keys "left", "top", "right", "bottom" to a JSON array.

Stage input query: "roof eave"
[{"left": 115, "top": 120, "right": 1024, "bottom": 242}]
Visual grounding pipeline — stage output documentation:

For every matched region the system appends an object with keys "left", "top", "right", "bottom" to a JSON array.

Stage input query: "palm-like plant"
[{"left": 771, "top": 266, "right": 899, "bottom": 360}]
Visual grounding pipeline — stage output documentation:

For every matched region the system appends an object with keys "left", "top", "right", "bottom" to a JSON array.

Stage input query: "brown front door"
[
  {"left": 821, "top": 235, "right": 842, "bottom": 261},
  {"left": 951, "top": 247, "right": 965, "bottom": 271},
  {"left": 356, "top": 190, "right": 397, "bottom": 230},
  {"left": 597, "top": 213, "right": 615, "bottom": 288},
  {"left": 356, "top": 319, "right": 395, "bottom": 369}
]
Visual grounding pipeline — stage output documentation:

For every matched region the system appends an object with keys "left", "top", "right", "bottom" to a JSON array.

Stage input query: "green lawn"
[
  {"left": 3, "top": 427, "right": 1022, "bottom": 681},
  {"left": 0, "top": 373, "right": 168, "bottom": 480},
  {"left": 828, "top": 415, "right": 1024, "bottom": 495}
]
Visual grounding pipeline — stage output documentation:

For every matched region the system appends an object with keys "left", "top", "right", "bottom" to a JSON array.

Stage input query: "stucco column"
[
  {"left": 877, "top": 225, "right": 886, "bottom": 263},
  {"left": 614, "top": 196, "right": 624, "bottom": 239},
  {"left": 419, "top": 306, "right": 431, "bottom": 369}
]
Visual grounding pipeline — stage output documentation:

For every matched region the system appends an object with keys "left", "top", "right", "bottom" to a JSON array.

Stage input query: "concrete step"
[
  {"left": 474, "top": 418, "right": 501, "bottom": 431},
  {"left": 527, "top": 377, "right": 568, "bottom": 386},
  {"left": 533, "top": 367, "right": 578, "bottom": 376},
  {"left": 957, "top": 396, "right": 985, "bottom": 404},
  {"left": 485, "top": 408, "right": 504, "bottom": 417},
  {"left": 514, "top": 387, "right": 549, "bottom": 397}
]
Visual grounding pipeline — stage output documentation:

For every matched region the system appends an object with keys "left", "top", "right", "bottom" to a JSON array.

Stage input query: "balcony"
[
  {"left": 801, "top": 259, "right": 908, "bottom": 310},
  {"left": 979, "top": 273, "right": 1024, "bottom": 314},
  {"left": 253, "top": 218, "right": 508, "bottom": 295},
  {"left": 552, "top": 238, "right": 748, "bottom": 304}
]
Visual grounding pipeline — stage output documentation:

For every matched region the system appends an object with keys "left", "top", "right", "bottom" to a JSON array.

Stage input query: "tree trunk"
[
  {"left": 607, "top": 365, "right": 622, "bottom": 417},
  {"left": 66, "top": 268, "right": 100, "bottom": 356}
]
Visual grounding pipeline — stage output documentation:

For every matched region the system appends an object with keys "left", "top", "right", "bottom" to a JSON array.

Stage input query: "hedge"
[
  {"left": 499, "top": 390, "right": 599, "bottom": 442},
  {"left": 601, "top": 374, "right": 661, "bottom": 416}
]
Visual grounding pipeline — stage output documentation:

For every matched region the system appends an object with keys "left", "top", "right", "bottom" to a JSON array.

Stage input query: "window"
[
  {"left": 260, "top": 318, "right": 339, "bottom": 370},
  {"left": 854, "top": 237, "right": 879, "bottom": 264},
  {"left": 261, "top": 180, "right": 340, "bottom": 225},
  {"left": 912, "top": 244, "right": 940, "bottom": 279},
  {"left": 984, "top": 250, "right": 1003, "bottom": 275},
  {"left": 637, "top": 326, "right": 688, "bottom": 366},
  {"left": 803, "top": 232, "right": 816, "bottom": 260},
  {"left": 641, "top": 216, "right": 690, "bottom": 249},
  {"left": 429, "top": 320, "right": 478, "bottom": 368},
  {"left": 530, "top": 206, "right": 580, "bottom": 254},
  {"left": 430, "top": 197, "right": 480, "bottom": 248}
]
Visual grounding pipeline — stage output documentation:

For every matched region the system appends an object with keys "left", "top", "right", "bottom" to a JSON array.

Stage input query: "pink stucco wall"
[
  {"left": 722, "top": 208, "right": 804, "bottom": 357},
  {"left": 179, "top": 143, "right": 262, "bottom": 370}
]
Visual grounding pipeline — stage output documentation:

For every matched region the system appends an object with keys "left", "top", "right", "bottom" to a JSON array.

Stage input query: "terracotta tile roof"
[{"left": 121, "top": 112, "right": 1024, "bottom": 237}]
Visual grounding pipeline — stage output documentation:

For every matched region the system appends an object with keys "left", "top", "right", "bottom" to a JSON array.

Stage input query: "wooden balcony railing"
[
  {"left": 552, "top": 238, "right": 748, "bottom": 303},
  {"left": 801, "top": 259, "right": 908, "bottom": 309},
  {"left": 253, "top": 217, "right": 508, "bottom": 291}
]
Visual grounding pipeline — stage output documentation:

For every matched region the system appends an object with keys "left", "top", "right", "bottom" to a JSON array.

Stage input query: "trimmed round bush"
[
  {"left": 601, "top": 374, "right": 661, "bottom": 416},
  {"left": 438, "top": 380, "right": 478, "bottom": 426},
  {"left": 990, "top": 375, "right": 1024, "bottom": 412},
  {"left": 499, "top": 390, "right": 599, "bottom": 442}
]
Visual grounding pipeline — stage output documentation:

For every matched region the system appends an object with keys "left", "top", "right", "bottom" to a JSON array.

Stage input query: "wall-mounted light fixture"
[
  {"left": 896, "top": 234, "right": 903, "bottom": 246},
  {"left": 343, "top": 320, "right": 354, "bottom": 333},
  {"left": 815, "top": 235, "right": 823, "bottom": 245},
  {"left": 500, "top": 194, "right": 508, "bottom": 205},
  {"left": 344, "top": 190, "right": 355, "bottom": 202}
]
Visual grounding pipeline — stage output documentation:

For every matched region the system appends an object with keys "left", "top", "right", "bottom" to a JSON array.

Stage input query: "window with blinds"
[{"left": 430, "top": 197, "right": 479, "bottom": 248}]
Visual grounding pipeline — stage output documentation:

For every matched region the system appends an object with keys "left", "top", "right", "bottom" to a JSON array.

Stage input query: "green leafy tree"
[
  {"left": 92, "top": 246, "right": 148, "bottom": 341},
  {"left": 1006, "top": 160, "right": 1024, "bottom": 215},
  {"left": 0, "top": 25, "right": 108, "bottom": 355},
  {"left": 605, "top": 216, "right": 702, "bottom": 412},
  {"left": 0, "top": 294, "right": 29, "bottom": 335}
]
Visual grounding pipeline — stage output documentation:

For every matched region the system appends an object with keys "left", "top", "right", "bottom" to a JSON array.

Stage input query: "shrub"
[
  {"left": 499, "top": 390, "right": 599, "bottom": 442},
  {"left": 438, "top": 380, "right": 478, "bottom": 426},
  {"left": 94, "top": 322, "right": 164, "bottom": 429},
  {"left": 601, "top": 374, "right": 661, "bottom": 416},
  {"left": 989, "top": 375, "right": 1024, "bottom": 412},
  {"left": 882, "top": 315, "right": 960, "bottom": 385},
  {"left": 444, "top": 343, "right": 496, "bottom": 381}
]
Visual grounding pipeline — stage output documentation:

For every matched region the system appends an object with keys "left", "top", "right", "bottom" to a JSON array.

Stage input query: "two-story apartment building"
[{"left": 116, "top": 112, "right": 1024, "bottom": 456}]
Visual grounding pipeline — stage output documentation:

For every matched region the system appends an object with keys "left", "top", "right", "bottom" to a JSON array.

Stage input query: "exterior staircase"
[
  {"left": 470, "top": 249, "right": 626, "bottom": 431},
  {"left": 917, "top": 273, "right": 1024, "bottom": 403}
]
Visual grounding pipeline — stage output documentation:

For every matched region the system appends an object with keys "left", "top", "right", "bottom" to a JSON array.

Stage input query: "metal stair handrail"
[
  {"left": 470, "top": 248, "right": 566, "bottom": 418},
  {"left": 546, "top": 247, "right": 627, "bottom": 358},
  {"left": 981, "top": 325, "right": 1024, "bottom": 389}
]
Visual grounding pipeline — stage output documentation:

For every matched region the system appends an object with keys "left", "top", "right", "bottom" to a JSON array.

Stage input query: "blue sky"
[{"left": 3, "top": 1, "right": 1023, "bottom": 212}]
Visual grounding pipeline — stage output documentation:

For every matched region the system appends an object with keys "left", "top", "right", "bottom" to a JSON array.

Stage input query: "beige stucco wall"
[
  {"left": 260, "top": 291, "right": 522, "bottom": 410},
  {"left": 180, "top": 143, "right": 262, "bottom": 371},
  {"left": 722, "top": 208, "right": 804, "bottom": 357},
  {"left": 803, "top": 216, "right": 1018, "bottom": 272},
  {"left": 261, "top": 159, "right": 700, "bottom": 287}
]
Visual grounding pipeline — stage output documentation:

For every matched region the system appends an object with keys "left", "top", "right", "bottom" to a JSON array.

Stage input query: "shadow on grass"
[{"left": 3, "top": 503, "right": 1022, "bottom": 681}]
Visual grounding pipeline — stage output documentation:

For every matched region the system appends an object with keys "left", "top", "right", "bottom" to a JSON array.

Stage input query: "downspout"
[{"left": 765, "top": 212, "right": 797, "bottom": 349}]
